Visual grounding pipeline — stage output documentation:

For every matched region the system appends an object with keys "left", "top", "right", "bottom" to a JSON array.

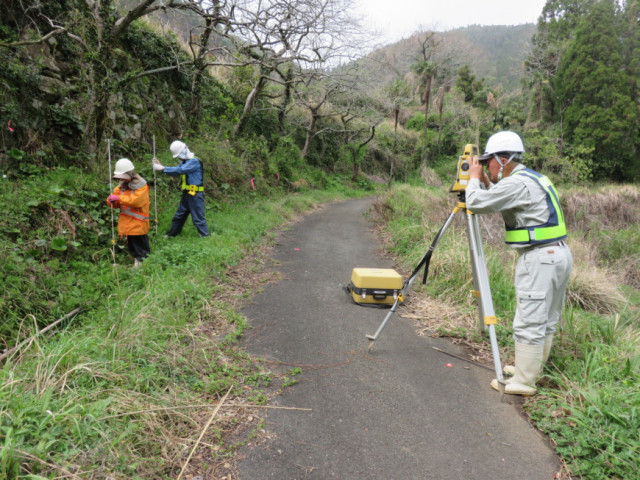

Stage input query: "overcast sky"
[{"left": 354, "top": 0, "right": 548, "bottom": 45}]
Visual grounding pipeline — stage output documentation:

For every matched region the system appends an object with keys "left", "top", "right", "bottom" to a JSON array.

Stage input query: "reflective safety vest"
[
  {"left": 505, "top": 168, "right": 567, "bottom": 245},
  {"left": 181, "top": 158, "right": 204, "bottom": 196},
  {"left": 107, "top": 184, "right": 150, "bottom": 236},
  {"left": 121, "top": 205, "right": 149, "bottom": 222}
]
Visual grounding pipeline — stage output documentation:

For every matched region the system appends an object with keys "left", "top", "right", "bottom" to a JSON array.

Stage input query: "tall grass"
[
  {"left": 376, "top": 182, "right": 640, "bottom": 479},
  {"left": 0, "top": 184, "right": 370, "bottom": 478}
]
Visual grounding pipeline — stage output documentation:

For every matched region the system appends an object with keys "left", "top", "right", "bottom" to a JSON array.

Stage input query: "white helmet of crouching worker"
[{"left": 113, "top": 158, "right": 135, "bottom": 179}]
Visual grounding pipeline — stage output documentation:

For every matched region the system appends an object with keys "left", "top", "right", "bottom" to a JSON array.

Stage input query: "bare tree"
[
  {"left": 291, "top": 71, "right": 344, "bottom": 159},
  {"left": 1, "top": 0, "right": 237, "bottom": 154},
  {"left": 217, "top": 0, "right": 363, "bottom": 137},
  {"left": 3, "top": 0, "right": 371, "bottom": 157}
]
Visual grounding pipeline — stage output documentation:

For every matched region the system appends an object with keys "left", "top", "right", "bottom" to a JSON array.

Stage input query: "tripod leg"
[
  {"left": 366, "top": 298, "right": 401, "bottom": 351},
  {"left": 366, "top": 208, "right": 460, "bottom": 351},
  {"left": 466, "top": 212, "right": 506, "bottom": 392}
]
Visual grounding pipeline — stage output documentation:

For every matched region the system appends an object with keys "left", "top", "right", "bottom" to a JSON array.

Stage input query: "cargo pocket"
[
  {"left": 539, "top": 250, "right": 563, "bottom": 266},
  {"left": 517, "top": 290, "right": 548, "bottom": 325}
]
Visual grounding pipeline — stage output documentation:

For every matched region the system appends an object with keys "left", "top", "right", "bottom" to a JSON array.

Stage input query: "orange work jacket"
[{"left": 106, "top": 184, "right": 150, "bottom": 236}]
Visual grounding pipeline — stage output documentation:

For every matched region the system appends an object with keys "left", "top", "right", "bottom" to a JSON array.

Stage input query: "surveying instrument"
[{"left": 365, "top": 144, "right": 506, "bottom": 393}]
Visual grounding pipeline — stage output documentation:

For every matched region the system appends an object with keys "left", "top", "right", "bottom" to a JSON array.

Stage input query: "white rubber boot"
[
  {"left": 542, "top": 333, "right": 554, "bottom": 364},
  {"left": 503, "top": 333, "right": 553, "bottom": 376},
  {"left": 491, "top": 342, "right": 544, "bottom": 395}
]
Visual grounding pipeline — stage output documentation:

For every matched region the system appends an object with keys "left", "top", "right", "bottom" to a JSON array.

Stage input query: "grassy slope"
[
  {"left": 374, "top": 182, "right": 640, "bottom": 480},
  {"left": 0, "top": 179, "right": 373, "bottom": 479}
]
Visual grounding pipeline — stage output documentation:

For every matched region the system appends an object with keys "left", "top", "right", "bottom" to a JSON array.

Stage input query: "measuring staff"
[{"left": 467, "top": 130, "right": 573, "bottom": 396}]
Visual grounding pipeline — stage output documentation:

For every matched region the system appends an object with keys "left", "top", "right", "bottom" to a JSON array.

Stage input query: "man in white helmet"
[
  {"left": 466, "top": 130, "right": 573, "bottom": 396},
  {"left": 106, "top": 158, "right": 150, "bottom": 267},
  {"left": 152, "top": 140, "right": 210, "bottom": 237}
]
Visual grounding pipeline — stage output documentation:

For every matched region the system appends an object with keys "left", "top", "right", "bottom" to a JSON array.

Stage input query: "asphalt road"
[{"left": 238, "top": 197, "right": 559, "bottom": 480}]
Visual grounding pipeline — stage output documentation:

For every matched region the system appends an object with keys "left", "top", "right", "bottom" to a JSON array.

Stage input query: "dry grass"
[
  {"left": 420, "top": 165, "right": 444, "bottom": 188},
  {"left": 565, "top": 239, "right": 627, "bottom": 314},
  {"left": 398, "top": 295, "right": 502, "bottom": 366},
  {"left": 562, "top": 184, "right": 640, "bottom": 232},
  {"left": 374, "top": 183, "right": 640, "bottom": 370}
]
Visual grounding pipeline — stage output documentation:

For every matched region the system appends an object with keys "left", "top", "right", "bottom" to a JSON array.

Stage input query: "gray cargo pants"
[{"left": 513, "top": 241, "right": 573, "bottom": 345}]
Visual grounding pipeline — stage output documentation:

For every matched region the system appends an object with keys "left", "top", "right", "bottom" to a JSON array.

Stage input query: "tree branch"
[{"left": 0, "top": 27, "right": 65, "bottom": 48}]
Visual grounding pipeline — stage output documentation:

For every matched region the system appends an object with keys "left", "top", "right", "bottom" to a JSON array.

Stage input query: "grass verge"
[
  {"left": 0, "top": 183, "right": 372, "bottom": 479},
  {"left": 373, "top": 182, "right": 640, "bottom": 480}
]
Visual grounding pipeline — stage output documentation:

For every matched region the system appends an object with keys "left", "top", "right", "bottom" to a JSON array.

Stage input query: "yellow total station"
[{"left": 450, "top": 143, "right": 479, "bottom": 193}]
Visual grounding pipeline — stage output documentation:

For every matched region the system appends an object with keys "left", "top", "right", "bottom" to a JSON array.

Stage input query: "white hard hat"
[
  {"left": 170, "top": 140, "right": 186, "bottom": 158},
  {"left": 113, "top": 158, "right": 135, "bottom": 178},
  {"left": 479, "top": 131, "right": 525, "bottom": 160}
]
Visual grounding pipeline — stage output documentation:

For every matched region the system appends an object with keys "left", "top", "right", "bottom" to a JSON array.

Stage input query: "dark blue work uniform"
[{"left": 163, "top": 157, "right": 210, "bottom": 237}]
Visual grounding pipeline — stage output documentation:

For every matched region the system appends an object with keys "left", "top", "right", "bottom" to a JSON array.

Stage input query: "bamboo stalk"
[
  {"left": 99, "top": 403, "right": 312, "bottom": 420},
  {"left": 152, "top": 134, "right": 158, "bottom": 235},
  {"left": 432, "top": 346, "right": 494, "bottom": 372},
  {"left": 176, "top": 386, "right": 233, "bottom": 480},
  {"left": 15, "top": 448, "right": 82, "bottom": 479},
  {"left": 0, "top": 307, "right": 81, "bottom": 362}
]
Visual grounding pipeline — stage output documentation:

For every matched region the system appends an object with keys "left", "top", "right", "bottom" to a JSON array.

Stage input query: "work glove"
[
  {"left": 152, "top": 158, "right": 164, "bottom": 172},
  {"left": 108, "top": 194, "right": 120, "bottom": 203}
]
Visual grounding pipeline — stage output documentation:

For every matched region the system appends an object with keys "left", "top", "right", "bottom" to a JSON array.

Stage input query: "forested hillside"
[
  {"left": 366, "top": 24, "right": 537, "bottom": 93},
  {"left": 1, "top": 0, "right": 639, "bottom": 478}
]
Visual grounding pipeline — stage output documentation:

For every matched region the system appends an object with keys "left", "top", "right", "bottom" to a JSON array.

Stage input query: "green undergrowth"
[
  {"left": 0, "top": 176, "right": 373, "bottom": 478},
  {"left": 376, "top": 182, "right": 640, "bottom": 480}
]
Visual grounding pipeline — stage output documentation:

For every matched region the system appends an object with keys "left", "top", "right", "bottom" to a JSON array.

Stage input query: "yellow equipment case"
[{"left": 348, "top": 268, "right": 403, "bottom": 306}]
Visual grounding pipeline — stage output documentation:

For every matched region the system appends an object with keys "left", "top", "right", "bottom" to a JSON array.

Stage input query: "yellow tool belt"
[{"left": 182, "top": 185, "right": 204, "bottom": 196}]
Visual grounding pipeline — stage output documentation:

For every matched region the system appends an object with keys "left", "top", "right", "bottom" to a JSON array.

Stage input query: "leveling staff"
[{"left": 466, "top": 131, "right": 573, "bottom": 396}]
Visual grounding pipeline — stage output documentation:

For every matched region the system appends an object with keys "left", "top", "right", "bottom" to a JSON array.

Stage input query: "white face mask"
[
  {"left": 496, "top": 153, "right": 519, "bottom": 181},
  {"left": 178, "top": 147, "right": 194, "bottom": 160}
]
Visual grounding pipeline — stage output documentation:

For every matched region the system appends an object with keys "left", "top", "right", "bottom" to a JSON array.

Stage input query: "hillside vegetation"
[
  {"left": 1, "top": 0, "right": 639, "bottom": 478},
  {"left": 367, "top": 24, "right": 537, "bottom": 93}
]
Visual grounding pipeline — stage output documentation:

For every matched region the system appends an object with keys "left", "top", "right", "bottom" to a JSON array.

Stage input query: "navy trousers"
[{"left": 167, "top": 191, "right": 209, "bottom": 237}]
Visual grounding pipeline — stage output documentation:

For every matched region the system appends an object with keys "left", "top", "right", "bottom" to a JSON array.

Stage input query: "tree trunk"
[
  {"left": 351, "top": 147, "right": 359, "bottom": 181},
  {"left": 301, "top": 115, "right": 317, "bottom": 159},
  {"left": 235, "top": 74, "right": 268, "bottom": 137},
  {"left": 423, "top": 75, "right": 432, "bottom": 139},
  {"left": 189, "top": 17, "right": 214, "bottom": 126},
  {"left": 278, "top": 67, "right": 294, "bottom": 133},
  {"left": 437, "top": 86, "right": 444, "bottom": 152}
]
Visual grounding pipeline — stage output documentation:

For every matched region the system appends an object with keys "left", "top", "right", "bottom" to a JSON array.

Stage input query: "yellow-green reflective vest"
[
  {"left": 181, "top": 158, "right": 205, "bottom": 195},
  {"left": 504, "top": 168, "right": 567, "bottom": 245}
]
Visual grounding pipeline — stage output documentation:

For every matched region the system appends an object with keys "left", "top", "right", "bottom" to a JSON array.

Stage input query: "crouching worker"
[
  {"left": 466, "top": 131, "right": 573, "bottom": 396},
  {"left": 106, "top": 158, "right": 151, "bottom": 267}
]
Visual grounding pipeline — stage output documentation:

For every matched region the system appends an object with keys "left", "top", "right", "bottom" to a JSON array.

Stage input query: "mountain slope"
[{"left": 367, "top": 24, "right": 536, "bottom": 93}]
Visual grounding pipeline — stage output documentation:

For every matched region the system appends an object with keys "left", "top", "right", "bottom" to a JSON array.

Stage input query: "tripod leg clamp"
[{"left": 484, "top": 316, "right": 497, "bottom": 325}]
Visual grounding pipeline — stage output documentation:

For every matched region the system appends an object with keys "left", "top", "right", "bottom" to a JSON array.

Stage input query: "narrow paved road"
[{"left": 239, "top": 197, "right": 559, "bottom": 480}]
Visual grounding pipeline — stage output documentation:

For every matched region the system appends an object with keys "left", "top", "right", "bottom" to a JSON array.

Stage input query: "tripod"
[{"left": 366, "top": 190, "right": 506, "bottom": 392}]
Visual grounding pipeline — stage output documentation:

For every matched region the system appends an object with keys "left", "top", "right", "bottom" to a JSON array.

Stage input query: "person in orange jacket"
[{"left": 106, "top": 158, "right": 150, "bottom": 267}]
